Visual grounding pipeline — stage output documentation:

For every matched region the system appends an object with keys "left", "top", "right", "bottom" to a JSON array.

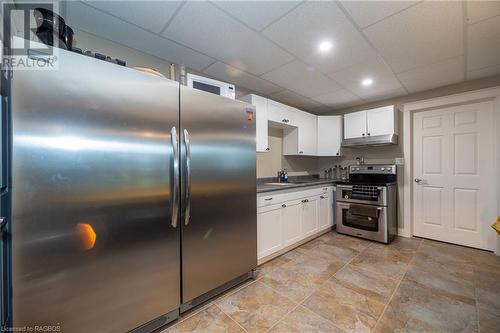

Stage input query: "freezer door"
[
  {"left": 11, "top": 49, "right": 180, "bottom": 332},
  {"left": 180, "top": 86, "right": 257, "bottom": 303}
]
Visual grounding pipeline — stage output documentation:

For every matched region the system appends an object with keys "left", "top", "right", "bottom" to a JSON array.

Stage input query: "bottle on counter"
[{"left": 283, "top": 169, "right": 289, "bottom": 182}]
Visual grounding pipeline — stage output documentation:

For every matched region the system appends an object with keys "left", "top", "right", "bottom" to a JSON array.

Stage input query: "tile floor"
[{"left": 162, "top": 231, "right": 500, "bottom": 333}]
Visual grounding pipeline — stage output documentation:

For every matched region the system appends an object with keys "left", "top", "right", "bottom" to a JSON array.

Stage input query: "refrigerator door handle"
[
  {"left": 183, "top": 129, "right": 191, "bottom": 225},
  {"left": 171, "top": 127, "right": 180, "bottom": 228}
]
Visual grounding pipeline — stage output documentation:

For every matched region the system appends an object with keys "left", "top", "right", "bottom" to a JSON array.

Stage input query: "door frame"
[{"left": 401, "top": 86, "right": 500, "bottom": 253}]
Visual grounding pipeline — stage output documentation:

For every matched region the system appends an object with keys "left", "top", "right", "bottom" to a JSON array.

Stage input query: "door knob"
[{"left": 414, "top": 178, "right": 424, "bottom": 184}]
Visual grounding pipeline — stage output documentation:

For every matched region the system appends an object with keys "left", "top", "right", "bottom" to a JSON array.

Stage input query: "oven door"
[
  {"left": 336, "top": 184, "right": 387, "bottom": 206},
  {"left": 336, "top": 202, "right": 389, "bottom": 243}
]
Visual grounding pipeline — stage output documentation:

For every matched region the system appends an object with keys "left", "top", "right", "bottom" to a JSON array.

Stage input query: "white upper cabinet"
[
  {"left": 344, "top": 106, "right": 397, "bottom": 139},
  {"left": 240, "top": 94, "right": 268, "bottom": 152},
  {"left": 366, "top": 106, "right": 397, "bottom": 136},
  {"left": 283, "top": 110, "right": 317, "bottom": 156},
  {"left": 344, "top": 110, "right": 367, "bottom": 139},
  {"left": 317, "top": 116, "right": 343, "bottom": 156},
  {"left": 267, "top": 99, "right": 298, "bottom": 126}
]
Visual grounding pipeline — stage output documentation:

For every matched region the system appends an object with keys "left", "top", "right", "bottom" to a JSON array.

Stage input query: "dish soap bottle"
[{"left": 283, "top": 169, "right": 289, "bottom": 183}]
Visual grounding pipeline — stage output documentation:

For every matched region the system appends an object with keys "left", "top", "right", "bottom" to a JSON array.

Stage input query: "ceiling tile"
[
  {"left": 66, "top": 2, "right": 214, "bottom": 70},
  {"left": 364, "top": 1, "right": 463, "bottom": 73},
  {"left": 340, "top": 1, "right": 419, "bottom": 28},
  {"left": 263, "top": 1, "right": 376, "bottom": 74},
  {"left": 466, "top": 1, "right": 500, "bottom": 25},
  {"left": 397, "top": 56, "right": 464, "bottom": 93},
  {"left": 270, "top": 90, "right": 323, "bottom": 112},
  {"left": 203, "top": 62, "right": 283, "bottom": 95},
  {"left": 212, "top": 1, "right": 301, "bottom": 31},
  {"left": 311, "top": 89, "right": 362, "bottom": 108},
  {"left": 362, "top": 87, "right": 407, "bottom": 103},
  {"left": 162, "top": 1, "right": 293, "bottom": 76},
  {"left": 328, "top": 57, "right": 403, "bottom": 99},
  {"left": 85, "top": 1, "right": 183, "bottom": 33},
  {"left": 467, "top": 16, "right": 500, "bottom": 71},
  {"left": 262, "top": 60, "right": 342, "bottom": 97},
  {"left": 466, "top": 64, "right": 500, "bottom": 80}
]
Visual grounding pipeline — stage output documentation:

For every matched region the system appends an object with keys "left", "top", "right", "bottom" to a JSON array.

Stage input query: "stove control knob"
[
  {"left": 344, "top": 195, "right": 348, "bottom": 199},
  {"left": 381, "top": 167, "right": 385, "bottom": 171}
]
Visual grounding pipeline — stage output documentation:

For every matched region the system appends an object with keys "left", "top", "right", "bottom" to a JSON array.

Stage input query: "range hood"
[{"left": 342, "top": 134, "right": 398, "bottom": 148}]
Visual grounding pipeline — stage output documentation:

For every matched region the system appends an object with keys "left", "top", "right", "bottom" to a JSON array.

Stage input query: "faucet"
[{"left": 355, "top": 156, "right": 365, "bottom": 165}]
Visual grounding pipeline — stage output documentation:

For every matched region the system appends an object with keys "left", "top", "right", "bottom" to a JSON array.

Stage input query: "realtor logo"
[{"left": 2, "top": 2, "right": 61, "bottom": 70}]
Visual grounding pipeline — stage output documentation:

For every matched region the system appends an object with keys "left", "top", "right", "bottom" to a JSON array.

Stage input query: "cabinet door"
[
  {"left": 257, "top": 204, "right": 282, "bottom": 259},
  {"left": 366, "top": 106, "right": 395, "bottom": 136},
  {"left": 344, "top": 111, "right": 366, "bottom": 139},
  {"left": 253, "top": 95, "right": 269, "bottom": 152},
  {"left": 319, "top": 192, "right": 333, "bottom": 230},
  {"left": 317, "top": 116, "right": 342, "bottom": 156},
  {"left": 298, "top": 111, "right": 317, "bottom": 155},
  {"left": 267, "top": 99, "right": 288, "bottom": 125},
  {"left": 282, "top": 200, "right": 302, "bottom": 247},
  {"left": 301, "top": 196, "right": 319, "bottom": 238}
]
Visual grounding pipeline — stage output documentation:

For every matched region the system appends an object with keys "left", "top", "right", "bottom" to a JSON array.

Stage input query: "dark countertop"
[{"left": 257, "top": 176, "right": 348, "bottom": 193}]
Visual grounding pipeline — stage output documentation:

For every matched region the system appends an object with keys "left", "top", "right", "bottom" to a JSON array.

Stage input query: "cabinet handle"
[
  {"left": 362, "top": 133, "right": 365, "bottom": 136},
  {"left": 336, "top": 152, "right": 339, "bottom": 156},
  {"left": 264, "top": 198, "right": 273, "bottom": 201},
  {"left": 320, "top": 195, "right": 325, "bottom": 199},
  {"left": 301, "top": 199, "right": 309, "bottom": 203},
  {"left": 282, "top": 204, "right": 286, "bottom": 208},
  {"left": 367, "top": 133, "right": 371, "bottom": 136},
  {"left": 265, "top": 147, "right": 270, "bottom": 151},
  {"left": 299, "top": 151, "right": 303, "bottom": 154}
]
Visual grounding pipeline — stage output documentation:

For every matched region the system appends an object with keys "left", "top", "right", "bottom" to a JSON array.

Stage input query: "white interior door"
[{"left": 413, "top": 101, "right": 497, "bottom": 250}]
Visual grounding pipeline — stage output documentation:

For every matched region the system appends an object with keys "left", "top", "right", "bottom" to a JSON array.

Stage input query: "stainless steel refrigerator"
[{"left": 2, "top": 47, "right": 256, "bottom": 332}]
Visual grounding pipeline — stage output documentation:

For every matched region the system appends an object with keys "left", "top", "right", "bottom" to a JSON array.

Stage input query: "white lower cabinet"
[
  {"left": 257, "top": 186, "right": 334, "bottom": 261},
  {"left": 318, "top": 189, "right": 334, "bottom": 230},
  {"left": 257, "top": 204, "right": 283, "bottom": 259},
  {"left": 282, "top": 200, "right": 302, "bottom": 247},
  {"left": 301, "top": 196, "right": 319, "bottom": 238}
]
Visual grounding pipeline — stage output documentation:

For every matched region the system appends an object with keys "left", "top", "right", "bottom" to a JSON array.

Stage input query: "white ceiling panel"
[
  {"left": 340, "top": 1, "right": 419, "bottom": 28},
  {"left": 364, "top": 1, "right": 463, "bottom": 74},
  {"left": 66, "top": 2, "right": 214, "bottom": 70},
  {"left": 362, "top": 86, "right": 407, "bottom": 103},
  {"left": 162, "top": 1, "right": 293, "bottom": 76},
  {"left": 85, "top": 1, "right": 183, "bottom": 33},
  {"left": 203, "top": 62, "right": 283, "bottom": 95},
  {"left": 270, "top": 89, "right": 323, "bottom": 112},
  {"left": 397, "top": 56, "right": 464, "bottom": 93},
  {"left": 311, "top": 89, "right": 362, "bottom": 108},
  {"left": 262, "top": 60, "right": 342, "bottom": 97},
  {"left": 212, "top": 1, "right": 301, "bottom": 31},
  {"left": 328, "top": 57, "right": 403, "bottom": 99},
  {"left": 466, "top": 1, "right": 500, "bottom": 25},
  {"left": 263, "top": 1, "right": 376, "bottom": 75},
  {"left": 467, "top": 64, "right": 500, "bottom": 80},
  {"left": 467, "top": 16, "right": 500, "bottom": 72}
]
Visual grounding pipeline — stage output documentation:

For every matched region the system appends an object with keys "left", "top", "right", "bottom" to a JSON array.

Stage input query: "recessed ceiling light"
[
  {"left": 362, "top": 78, "right": 374, "bottom": 86},
  {"left": 318, "top": 41, "right": 333, "bottom": 53}
]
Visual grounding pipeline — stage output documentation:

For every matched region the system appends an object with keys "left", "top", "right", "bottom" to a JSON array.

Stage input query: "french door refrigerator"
[{"left": 1, "top": 47, "right": 256, "bottom": 333}]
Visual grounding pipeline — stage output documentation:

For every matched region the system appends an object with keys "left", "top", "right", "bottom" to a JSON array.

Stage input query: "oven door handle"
[{"left": 337, "top": 202, "right": 384, "bottom": 211}]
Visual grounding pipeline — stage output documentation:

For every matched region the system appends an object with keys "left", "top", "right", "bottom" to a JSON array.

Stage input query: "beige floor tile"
[
  {"left": 350, "top": 247, "right": 410, "bottom": 280},
  {"left": 405, "top": 263, "right": 476, "bottom": 306},
  {"left": 307, "top": 241, "right": 360, "bottom": 262},
  {"left": 268, "top": 305, "right": 344, "bottom": 333},
  {"left": 374, "top": 279, "right": 477, "bottom": 333},
  {"left": 319, "top": 278, "right": 386, "bottom": 319},
  {"left": 260, "top": 265, "right": 319, "bottom": 303},
  {"left": 257, "top": 257, "right": 291, "bottom": 277},
  {"left": 412, "top": 251, "right": 475, "bottom": 284},
  {"left": 333, "top": 265, "right": 399, "bottom": 304},
  {"left": 303, "top": 293, "right": 377, "bottom": 333},
  {"left": 386, "top": 236, "right": 423, "bottom": 252},
  {"left": 217, "top": 281, "right": 295, "bottom": 333},
  {"left": 478, "top": 304, "right": 500, "bottom": 333},
  {"left": 323, "top": 233, "right": 372, "bottom": 252},
  {"left": 167, "top": 305, "right": 244, "bottom": 333}
]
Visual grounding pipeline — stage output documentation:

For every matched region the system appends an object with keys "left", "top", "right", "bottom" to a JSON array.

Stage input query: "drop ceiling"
[{"left": 66, "top": 1, "right": 500, "bottom": 114}]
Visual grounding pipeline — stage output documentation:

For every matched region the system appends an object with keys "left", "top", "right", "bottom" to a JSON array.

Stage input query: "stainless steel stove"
[{"left": 336, "top": 164, "right": 397, "bottom": 243}]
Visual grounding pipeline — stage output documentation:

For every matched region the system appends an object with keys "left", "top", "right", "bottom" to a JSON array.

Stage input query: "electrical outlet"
[{"left": 395, "top": 158, "right": 405, "bottom": 165}]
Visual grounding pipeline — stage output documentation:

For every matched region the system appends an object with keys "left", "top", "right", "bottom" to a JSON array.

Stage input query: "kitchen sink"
[{"left": 263, "top": 182, "right": 296, "bottom": 186}]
